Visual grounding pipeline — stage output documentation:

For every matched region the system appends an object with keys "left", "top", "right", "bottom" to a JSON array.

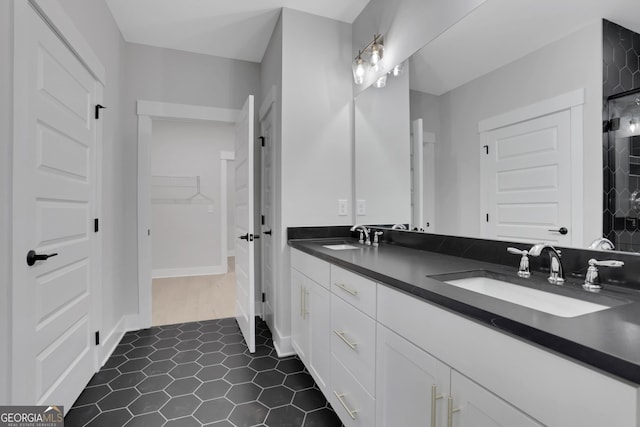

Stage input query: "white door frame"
[
  {"left": 137, "top": 101, "right": 240, "bottom": 328},
  {"left": 478, "top": 89, "right": 584, "bottom": 247},
  {"left": 12, "top": 0, "right": 106, "bottom": 403}
]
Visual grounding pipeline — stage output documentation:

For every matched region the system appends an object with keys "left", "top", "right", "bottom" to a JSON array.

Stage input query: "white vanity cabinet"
[
  {"left": 376, "top": 325, "right": 542, "bottom": 427},
  {"left": 290, "top": 249, "right": 331, "bottom": 392}
]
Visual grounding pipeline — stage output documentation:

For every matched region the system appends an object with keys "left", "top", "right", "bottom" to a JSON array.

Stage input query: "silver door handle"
[
  {"left": 334, "top": 283, "right": 358, "bottom": 296},
  {"left": 333, "top": 330, "right": 357, "bottom": 350},
  {"left": 333, "top": 391, "right": 357, "bottom": 420}
]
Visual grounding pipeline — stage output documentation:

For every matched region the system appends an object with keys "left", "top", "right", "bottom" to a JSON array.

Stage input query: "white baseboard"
[
  {"left": 99, "top": 314, "right": 143, "bottom": 367},
  {"left": 152, "top": 265, "right": 226, "bottom": 279},
  {"left": 272, "top": 326, "right": 294, "bottom": 357}
]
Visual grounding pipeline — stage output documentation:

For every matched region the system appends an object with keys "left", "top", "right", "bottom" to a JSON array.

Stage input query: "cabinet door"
[
  {"left": 308, "top": 281, "right": 331, "bottom": 392},
  {"left": 376, "top": 325, "right": 449, "bottom": 427},
  {"left": 450, "top": 370, "right": 542, "bottom": 427},
  {"left": 290, "top": 269, "right": 309, "bottom": 362}
]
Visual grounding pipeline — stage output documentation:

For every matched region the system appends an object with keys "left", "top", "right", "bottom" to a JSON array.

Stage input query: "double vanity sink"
[{"left": 322, "top": 239, "right": 629, "bottom": 319}]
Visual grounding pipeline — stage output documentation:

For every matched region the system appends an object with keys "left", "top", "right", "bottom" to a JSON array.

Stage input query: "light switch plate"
[
  {"left": 356, "top": 199, "right": 366, "bottom": 216},
  {"left": 338, "top": 199, "right": 348, "bottom": 216}
]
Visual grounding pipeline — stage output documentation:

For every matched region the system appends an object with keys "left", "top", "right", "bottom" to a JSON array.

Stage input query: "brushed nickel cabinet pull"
[
  {"left": 333, "top": 330, "right": 357, "bottom": 350},
  {"left": 335, "top": 282, "right": 358, "bottom": 296},
  {"left": 431, "top": 384, "right": 443, "bottom": 427},
  {"left": 333, "top": 391, "right": 357, "bottom": 420}
]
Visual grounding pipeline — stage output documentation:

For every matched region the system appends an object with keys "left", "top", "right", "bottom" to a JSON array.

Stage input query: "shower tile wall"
[{"left": 603, "top": 19, "right": 640, "bottom": 250}]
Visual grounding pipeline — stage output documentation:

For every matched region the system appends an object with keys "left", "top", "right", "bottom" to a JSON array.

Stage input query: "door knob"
[
  {"left": 548, "top": 227, "right": 568, "bottom": 235},
  {"left": 26, "top": 250, "right": 58, "bottom": 266},
  {"left": 239, "top": 234, "right": 249, "bottom": 240},
  {"left": 264, "top": 230, "right": 272, "bottom": 235}
]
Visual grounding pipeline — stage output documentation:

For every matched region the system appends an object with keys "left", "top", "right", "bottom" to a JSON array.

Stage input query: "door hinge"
[
  {"left": 261, "top": 215, "right": 265, "bottom": 225},
  {"left": 486, "top": 213, "right": 489, "bottom": 222},
  {"left": 95, "top": 331, "right": 100, "bottom": 345},
  {"left": 262, "top": 293, "right": 266, "bottom": 303},
  {"left": 94, "top": 218, "right": 99, "bottom": 233},
  {"left": 483, "top": 145, "right": 489, "bottom": 155},
  {"left": 259, "top": 136, "right": 265, "bottom": 147},
  {"left": 95, "top": 104, "right": 106, "bottom": 119}
]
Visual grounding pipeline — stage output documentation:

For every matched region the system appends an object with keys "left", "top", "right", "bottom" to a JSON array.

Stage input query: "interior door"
[
  {"left": 12, "top": 2, "right": 98, "bottom": 409},
  {"left": 234, "top": 95, "right": 256, "bottom": 353},
  {"left": 260, "top": 105, "right": 276, "bottom": 329},
  {"left": 410, "top": 119, "right": 424, "bottom": 230},
  {"left": 480, "top": 110, "right": 572, "bottom": 246}
]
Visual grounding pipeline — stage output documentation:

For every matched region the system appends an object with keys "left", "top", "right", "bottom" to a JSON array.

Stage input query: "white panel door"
[
  {"left": 260, "top": 106, "right": 276, "bottom": 330},
  {"left": 234, "top": 95, "right": 256, "bottom": 353},
  {"left": 12, "top": 2, "right": 98, "bottom": 409},
  {"left": 376, "top": 325, "right": 450, "bottom": 427},
  {"left": 481, "top": 110, "right": 572, "bottom": 245},
  {"left": 411, "top": 119, "right": 424, "bottom": 230}
]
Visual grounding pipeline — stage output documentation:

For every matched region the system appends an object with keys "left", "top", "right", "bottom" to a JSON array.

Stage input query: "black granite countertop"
[{"left": 289, "top": 237, "right": 640, "bottom": 385}]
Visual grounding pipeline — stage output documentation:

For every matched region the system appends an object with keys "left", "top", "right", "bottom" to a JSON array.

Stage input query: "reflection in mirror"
[{"left": 353, "top": 0, "right": 640, "bottom": 252}]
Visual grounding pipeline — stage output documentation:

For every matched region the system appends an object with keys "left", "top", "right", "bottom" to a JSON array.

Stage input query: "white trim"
[
  {"left": 220, "top": 150, "right": 235, "bottom": 276},
  {"left": 137, "top": 100, "right": 240, "bottom": 123},
  {"left": 99, "top": 315, "right": 141, "bottom": 367},
  {"left": 570, "top": 104, "right": 584, "bottom": 248},
  {"left": 137, "top": 101, "right": 240, "bottom": 330},
  {"left": 30, "top": 0, "right": 106, "bottom": 84},
  {"left": 272, "top": 325, "right": 295, "bottom": 357},
  {"left": 478, "top": 89, "right": 585, "bottom": 133},
  {"left": 423, "top": 131, "right": 436, "bottom": 144},
  {"left": 153, "top": 266, "right": 227, "bottom": 279}
]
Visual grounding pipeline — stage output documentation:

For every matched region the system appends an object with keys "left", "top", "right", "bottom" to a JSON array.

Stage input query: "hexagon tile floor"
[{"left": 65, "top": 317, "right": 344, "bottom": 427}]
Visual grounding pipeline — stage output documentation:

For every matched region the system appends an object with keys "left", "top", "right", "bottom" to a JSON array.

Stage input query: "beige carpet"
[{"left": 152, "top": 257, "right": 236, "bottom": 326}]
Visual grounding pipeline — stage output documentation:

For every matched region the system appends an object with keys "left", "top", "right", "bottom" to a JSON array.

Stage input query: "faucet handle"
[
  {"left": 583, "top": 258, "right": 624, "bottom": 291},
  {"left": 507, "top": 247, "right": 527, "bottom": 255},
  {"left": 507, "top": 247, "right": 530, "bottom": 278},
  {"left": 357, "top": 230, "right": 365, "bottom": 244},
  {"left": 373, "top": 231, "right": 383, "bottom": 247}
]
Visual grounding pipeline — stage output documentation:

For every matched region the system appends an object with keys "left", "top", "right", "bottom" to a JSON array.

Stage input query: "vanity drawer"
[
  {"left": 331, "top": 294, "right": 376, "bottom": 395},
  {"left": 331, "top": 355, "right": 375, "bottom": 427},
  {"left": 331, "top": 265, "right": 377, "bottom": 318},
  {"left": 291, "top": 248, "right": 330, "bottom": 289}
]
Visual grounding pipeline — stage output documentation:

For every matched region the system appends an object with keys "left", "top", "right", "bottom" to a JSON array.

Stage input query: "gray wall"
[
  {"left": 121, "top": 43, "right": 261, "bottom": 315},
  {"left": 0, "top": 0, "right": 13, "bottom": 406},
  {"left": 436, "top": 21, "right": 602, "bottom": 242}
]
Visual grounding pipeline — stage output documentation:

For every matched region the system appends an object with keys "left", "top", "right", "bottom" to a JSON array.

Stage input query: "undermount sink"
[
  {"left": 322, "top": 244, "right": 359, "bottom": 251},
  {"left": 430, "top": 271, "right": 623, "bottom": 318}
]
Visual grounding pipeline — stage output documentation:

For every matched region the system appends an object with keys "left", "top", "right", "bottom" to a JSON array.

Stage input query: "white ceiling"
[
  {"left": 105, "top": 0, "right": 371, "bottom": 63},
  {"left": 410, "top": 0, "right": 640, "bottom": 96}
]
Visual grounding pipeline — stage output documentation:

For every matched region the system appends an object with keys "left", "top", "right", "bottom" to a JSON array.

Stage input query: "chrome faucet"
[
  {"left": 583, "top": 258, "right": 624, "bottom": 291},
  {"left": 506, "top": 247, "right": 531, "bottom": 278},
  {"left": 588, "top": 237, "right": 615, "bottom": 251},
  {"left": 528, "top": 243, "right": 564, "bottom": 284},
  {"left": 373, "top": 230, "right": 383, "bottom": 247},
  {"left": 350, "top": 224, "right": 371, "bottom": 245}
]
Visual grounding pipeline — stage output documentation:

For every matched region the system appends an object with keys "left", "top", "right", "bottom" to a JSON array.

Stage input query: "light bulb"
[
  {"left": 373, "top": 74, "right": 387, "bottom": 89},
  {"left": 391, "top": 63, "right": 403, "bottom": 77},
  {"left": 370, "top": 38, "right": 384, "bottom": 72},
  {"left": 631, "top": 120, "right": 637, "bottom": 133},
  {"left": 352, "top": 55, "right": 367, "bottom": 85}
]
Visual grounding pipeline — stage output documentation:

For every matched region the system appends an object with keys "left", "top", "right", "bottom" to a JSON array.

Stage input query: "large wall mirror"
[{"left": 354, "top": 0, "right": 640, "bottom": 252}]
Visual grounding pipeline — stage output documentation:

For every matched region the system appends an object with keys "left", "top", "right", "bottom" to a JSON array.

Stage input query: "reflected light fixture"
[
  {"left": 352, "top": 51, "right": 367, "bottom": 85},
  {"left": 631, "top": 119, "right": 638, "bottom": 133},
  {"left": 391, "top": 62, "right": 404, "bottom": 77},
  {"left": 352, "top": 34, "right": 384, "bottom": 85},
  {"left": 373, "top": 74, "right": 387, "bottom": 89}
]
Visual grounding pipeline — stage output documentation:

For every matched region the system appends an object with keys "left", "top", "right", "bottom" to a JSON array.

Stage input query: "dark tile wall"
[{"left": 603, "top": 19, "right": 640, "bottom": 248}]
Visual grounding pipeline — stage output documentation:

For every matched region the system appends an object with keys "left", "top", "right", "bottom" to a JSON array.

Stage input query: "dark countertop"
[{"left": 289, "top": 237, "right": 640, "bottom": 385}]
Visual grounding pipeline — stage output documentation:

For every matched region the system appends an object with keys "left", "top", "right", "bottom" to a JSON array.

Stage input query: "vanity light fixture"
[
  {"left": 352, "top": 34, "right": 384, "bottom": 85},
  {"left": 391, "top": 62, "right": 404, "bottom": 77},
  {"left": 631, "top": 119, "right": 638, "bottom": 133}
]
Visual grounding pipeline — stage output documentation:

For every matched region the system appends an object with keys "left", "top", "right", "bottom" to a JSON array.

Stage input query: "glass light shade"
[
  {"left": 391, "top": 62, "right": 404, "bottom": 77},
  {"left": 370, "top": 42, "right": 384, "bottom": 72},
  {"left": 352, "top": 56, "right": 367, "bottom": 85},
  {"left": 373, "top": 74, "right": 387, "bottom": 89}
]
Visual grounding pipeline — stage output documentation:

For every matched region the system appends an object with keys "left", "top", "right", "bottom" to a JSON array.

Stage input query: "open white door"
[
  {"left": 410, "top": 119, "right": 424, "bottom": 230},
  {"left": 234, "top": 95, "right": 256, "bottom": 353},
  {"left": 12, "top": 2, "right": 99, "bottom": 409}
]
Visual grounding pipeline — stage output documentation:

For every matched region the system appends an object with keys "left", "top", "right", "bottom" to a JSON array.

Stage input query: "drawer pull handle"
[
  {"left": 333, "top": 330, "right": 357, "bottom": 350},
  {"left": 333, "top": 391, "right": 357, "bottom": 420},
  {"left": 300, "top": 285, "right": 304, "bottom": 317},
  {"left": 335, "top": 282, "right": 358, "bottom": 296},
  {"left": 447, "top": 396, "right": 460, "bottom": 427},
  {"left": 304, "top": 289, "right": 309, "bottom": 319},
  {"left": 431, "top": 384, "right": 443, "bottom": 427}
]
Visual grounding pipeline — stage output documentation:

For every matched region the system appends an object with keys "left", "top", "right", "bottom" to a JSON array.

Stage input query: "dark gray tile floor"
[{"left": 65, "top": 318, "right": 343, "bottom": 427}]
